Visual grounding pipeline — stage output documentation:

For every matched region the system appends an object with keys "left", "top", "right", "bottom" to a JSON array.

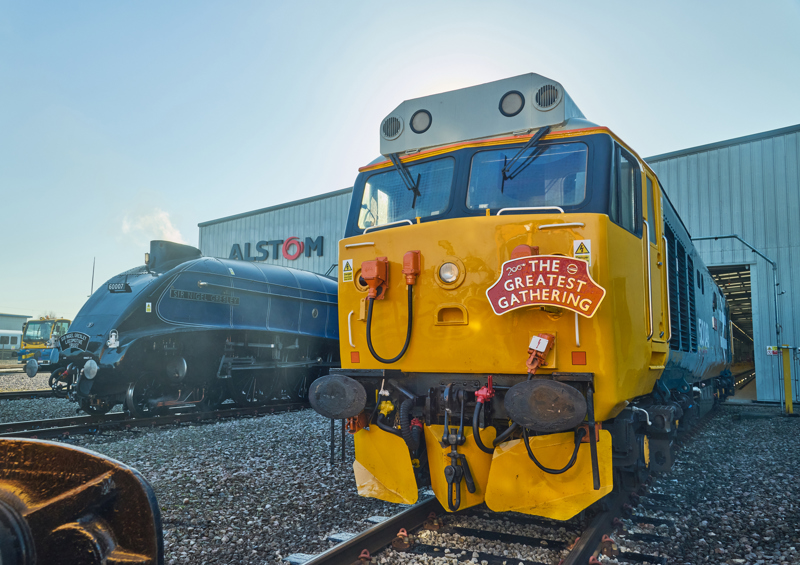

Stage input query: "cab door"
[{"left": 643, "top": 172, "right": 669, "bottom": 348}]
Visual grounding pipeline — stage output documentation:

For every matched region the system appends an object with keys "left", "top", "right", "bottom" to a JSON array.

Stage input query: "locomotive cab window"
[
  {"left": 358, "top": 157, "right": 455, "bottom": 229},
  {"left": 609, "top": 145, "right": 641, "bottom": 236},
  {"left": 54, "top": 321, "right": 69, "bottom": 338},
  {"left": 0, "top": 337, "right": 8, "bottom": 345},
  {"left": 466, "top": 142, "right": 588, "bottom": 210},
  {"left": 10, "top": 337, "right": 16, "bottom": 345}
]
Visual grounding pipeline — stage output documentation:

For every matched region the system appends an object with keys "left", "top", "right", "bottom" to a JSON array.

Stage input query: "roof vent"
[
  {"left": 534, "top": 84, "right": 560, "bottom": 110},
  {"left": 381, "top": 116, "right": 404, "bottom": 140}
]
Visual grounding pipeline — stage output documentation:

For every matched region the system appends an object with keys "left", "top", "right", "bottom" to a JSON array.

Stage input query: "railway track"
[
  {"left": 0, "top": 402, "right": 308, "bottom": 439},
  {"left": 0, "top": 389, "right": 54, "bottom": 400},
  {"left": 287, "top": 405, "right": 720, "bottom": 565},
  {"left": 285, "top": 486, "right": 672, "bottom": 565}
]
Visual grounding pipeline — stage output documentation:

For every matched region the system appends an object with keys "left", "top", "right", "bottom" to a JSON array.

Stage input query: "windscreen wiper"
[
  {"left": 388, "top": 153, "right": 422, "bottom": 208},
  {"left": 500, "top": 126, "right": 550, "bottom": 192}
]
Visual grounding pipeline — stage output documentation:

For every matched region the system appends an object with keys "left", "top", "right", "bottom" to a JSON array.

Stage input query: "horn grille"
[
  {"left": 381, "top": 116, "right": 403, "bottom": 140},
  {"left": 534, "top": 84, "right": 560, "bottom": 109}
]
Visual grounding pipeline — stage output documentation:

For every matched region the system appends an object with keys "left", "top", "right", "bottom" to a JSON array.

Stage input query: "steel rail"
[
  {"left": 0, "top": 389, "right": 54, "bottom": 401},
  {"left": 303, "top": 498, "right": 442, "bottom": 565},
  {"left": 0, "top": 402, "right": 308, "bottom": 439}
]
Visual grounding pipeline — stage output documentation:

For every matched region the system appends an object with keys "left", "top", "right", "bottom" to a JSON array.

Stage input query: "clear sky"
[{"left": 2, "top": 1, "right": 799, "bottom": 319}]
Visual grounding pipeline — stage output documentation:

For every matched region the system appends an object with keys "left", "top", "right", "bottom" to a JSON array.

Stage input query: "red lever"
[{"left": 475, "top": 374, "right": 495, "bottom": 404}]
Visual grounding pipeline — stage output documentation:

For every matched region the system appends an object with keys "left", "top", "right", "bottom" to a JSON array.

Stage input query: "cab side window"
[{"left": 609, "top": 145, "right": 641, "bottom": 236}]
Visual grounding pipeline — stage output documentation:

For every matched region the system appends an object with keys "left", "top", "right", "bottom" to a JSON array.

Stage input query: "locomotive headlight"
[
  {"left": 439, "top": 262, "right": 460, "bottom": 283},
  {"left": 83, "top": 359, "right": 98, "bottom": 380}
]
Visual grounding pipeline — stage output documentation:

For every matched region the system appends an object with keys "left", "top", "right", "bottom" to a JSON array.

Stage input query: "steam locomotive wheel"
[
  {"left": 79, "top": 397, "right": 112, "bottom": 416},
  {"left": 228, "top": 373, "right": 268, "bottom": 407},
  {"left": 48, "top": 369, "right": 69, "bottom": 398},
  {"left": 125, "top": 379, "right": 159, "bottom": 418}
]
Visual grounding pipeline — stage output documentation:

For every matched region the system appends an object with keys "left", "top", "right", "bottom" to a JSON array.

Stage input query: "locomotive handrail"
[
  {"left": 497, "top": 206, "right": 565, "bottom": 215},
  {"left": 347, "top": 311, "right": 355, "bottom": 348},
  {"left": 196, "top": 281, "right": 337, "bottom": 304},
  {"left": 363, "top": 219, "right": 413, "bottom": 234},
  {"left": 538, "top": 222, "right": 585, "bottom": 230},
  {"left": 344, "top": 242, "right": 375, "bottom": 249},
  {"left": 643, "top": 220, "right": 653, "bottom": 340},
  {"left": 662, "top": 235, "right": 672, "bottom": 342}
]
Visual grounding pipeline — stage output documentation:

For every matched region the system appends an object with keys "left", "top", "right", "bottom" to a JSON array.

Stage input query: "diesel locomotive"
[
  {"left": 40, "top": 240, "right": 339, "bottom": 416},
  {"left": 309, "top": 73, "right": 733, "bottom": 520}
]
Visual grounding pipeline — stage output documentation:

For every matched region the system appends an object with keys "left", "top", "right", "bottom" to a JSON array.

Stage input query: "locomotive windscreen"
[
  {"left": 357, "top": 157, "right": 455, "bottom": 229},
  {"left": 467, "top": 142, "right": 588, "bottom": 210}
]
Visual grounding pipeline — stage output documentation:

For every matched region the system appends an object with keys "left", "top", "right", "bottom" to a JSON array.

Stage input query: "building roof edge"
[
  {"left": 645, "top": 123, "right": 800, "bottom": 163},
  {"left": 198, "top": 187, "right": 353, "bottom": 228}
]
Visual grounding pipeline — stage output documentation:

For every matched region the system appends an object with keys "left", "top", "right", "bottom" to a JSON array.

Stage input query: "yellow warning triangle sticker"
[
  {"left": 343, "top": 263, "right": 353, "bottom": 272},
  {"left": 575, "top": 242, "right": 589, "bottom": 254}
]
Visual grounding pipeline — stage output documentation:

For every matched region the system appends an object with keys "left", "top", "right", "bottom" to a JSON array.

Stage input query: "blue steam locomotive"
[{"left": 41, "top": 241, "right": 339, "bottom": 416}]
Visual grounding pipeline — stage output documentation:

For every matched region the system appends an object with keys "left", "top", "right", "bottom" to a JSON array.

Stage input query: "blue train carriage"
[
  {"left": 632, "top": 188, "right": 734, "bottom": 474},
  {"left": 41, "top": 240, "right": 339, "bottom": 416},
  {"left": 16, "top": 317, "right": 71, "bottom": 368}
]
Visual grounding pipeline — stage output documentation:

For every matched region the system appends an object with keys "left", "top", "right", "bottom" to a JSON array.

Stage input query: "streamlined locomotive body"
[
  {"left": 309, "top": 73, "right": 732, "bottom": 520},
  {"left": 49, "top": 241, "right": 338, "bottom": 416}
]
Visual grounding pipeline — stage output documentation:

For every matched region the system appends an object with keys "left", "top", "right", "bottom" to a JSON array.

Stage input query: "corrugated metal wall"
[
  {"left": 198, "top": 189, "right": 352, "bottom": 276},
  {"left": 646, "top": 125, "right": 800, "bottom": 401},
  {"left": 0, "top": 314, "right": 30, "bottom": 332}
]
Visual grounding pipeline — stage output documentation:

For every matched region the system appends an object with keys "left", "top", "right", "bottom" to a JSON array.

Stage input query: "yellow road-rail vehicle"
[
  {"left": 16, "top": 317, "right": 71, "bottom": 368},
  {"left": 309, "top": 73, "right": 733, "bottom": 520}
]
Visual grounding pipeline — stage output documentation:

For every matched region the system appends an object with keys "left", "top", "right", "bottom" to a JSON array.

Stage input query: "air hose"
[
  {"left": 473, "top": 402, "right": 495, "bottom": 454},
  {"left": 492, "top": 423, "right": 519, "bottom": 446},
  {"left": 366, "top": 285, "right": 413, "bottom": 364},
  {"left": 399, "top": 398, "right": 419, "bottom": 450},
  {"left": 376, "top": 414, "right": 402, "bottom": 437},
  {"left": 522, "top": 426, "right": 586, "bottom": 474}
]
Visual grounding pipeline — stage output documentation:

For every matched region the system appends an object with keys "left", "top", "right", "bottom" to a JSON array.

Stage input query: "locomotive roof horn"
[{"left": 379, "top": 73, "right": 586, "bottom": 157}]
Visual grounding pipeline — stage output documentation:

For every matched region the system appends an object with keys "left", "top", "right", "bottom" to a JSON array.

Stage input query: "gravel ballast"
[
  {"left": 1, "top": 371, "right": 798, "bottom": 565},
  {"left": 0, "top": 365, "right": 52, "bottom": 393},
  {"left": 601, "top": 404, "right": 800, "bottom": 565},
  {"left": 70, "top": 409, "right": 399, "bottom": 564}
]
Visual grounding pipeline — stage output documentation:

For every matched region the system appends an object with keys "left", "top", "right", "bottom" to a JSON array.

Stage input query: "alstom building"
[{"left": 198, "top": 123, "right": 800, "bottom": 404}]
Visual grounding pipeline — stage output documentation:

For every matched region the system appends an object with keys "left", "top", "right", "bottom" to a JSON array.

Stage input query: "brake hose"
[
  {"left": 376, "top": 414, "right": 402, "bottom": 437},
  {"left": 472, "top": 402, "right": 495, "bottom": 454},
  {"left": 522, "top": 426, "right": 586, "bottom": 474},
  {"left": 399, "top": 398, "right": 419, "bottom": 450},
  {"left": 366, "top": 285, "right": 413, "bottom": 364},
  {"left": 492, "top": 422, "right": 519, "bottom": 446}
]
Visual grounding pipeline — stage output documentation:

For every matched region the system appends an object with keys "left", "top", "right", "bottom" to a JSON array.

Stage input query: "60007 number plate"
[{"left": 108, "top": 282, "right": 132, "bottom": 293}]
